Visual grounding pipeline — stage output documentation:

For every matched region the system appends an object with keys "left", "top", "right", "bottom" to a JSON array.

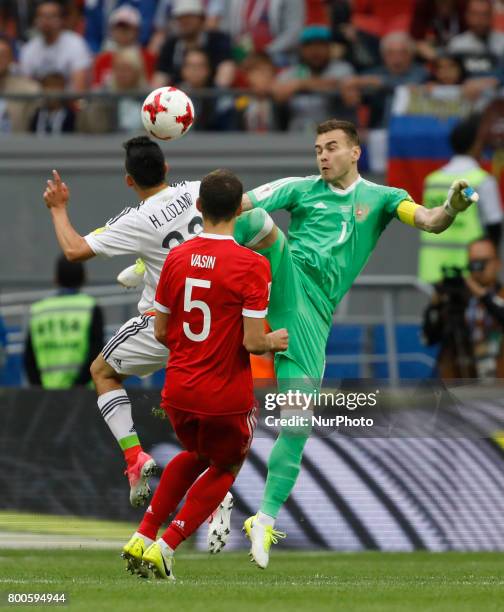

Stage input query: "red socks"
[
  {"left": 138, "top": 451, "right": 208, "bottom": 541},
  {"left": 124, "top": 445, "right": 142, "bottom": 470},
  {"left": 161, "top": 466, "right": 235, "bottom": 550}
]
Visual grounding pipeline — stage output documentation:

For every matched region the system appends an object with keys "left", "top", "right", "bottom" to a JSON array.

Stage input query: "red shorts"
[{"left": 163, "top": 404, "right": 258, "bottom": 468}]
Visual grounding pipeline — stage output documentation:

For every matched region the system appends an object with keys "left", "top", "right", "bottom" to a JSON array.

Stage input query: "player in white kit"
[
  {"left": 44, "top": 136, "right": 275, "bottom": 512},
  {"left": 44, "top": 136, "right": 202, "bottom": 506}
]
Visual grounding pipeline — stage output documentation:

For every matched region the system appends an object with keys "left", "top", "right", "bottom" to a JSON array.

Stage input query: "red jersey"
[{"left": 155, "top": 233, "right": 271, "bottom": 416}]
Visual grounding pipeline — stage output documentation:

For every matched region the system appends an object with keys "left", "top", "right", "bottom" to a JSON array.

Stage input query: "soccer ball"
[{"left": 141, "top": 87, "right": 195, "bottom": 141}]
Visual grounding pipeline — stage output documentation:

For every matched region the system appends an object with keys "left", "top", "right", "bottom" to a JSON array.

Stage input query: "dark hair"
[
  {"left": 199, "top": 169, "right": 243, "bottom": 223},
  {"left": 469, "top": 236, "right": 499, "bottom": 255},
  {"left": 36, "top": 0, "right": 65, "bottom": 15},
  {"left": 123, "top": 136, "right": 166, "bottom": 188},
  {"left": 316, "top": 119, "right": 360, "bottom": 146},
  {"left": 433, "top": 52, "right": 466, "bottom": 84},
  {"left": 450, "top": 113, "right": 481, "bottom": 154},
  {"left": 56, "top": 255, "right": 85, "bottom": 289}
]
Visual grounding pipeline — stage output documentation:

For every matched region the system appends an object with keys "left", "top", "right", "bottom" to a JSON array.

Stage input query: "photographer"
[{"left": 423, "top": 238, "right": 504, "bottom": 379}]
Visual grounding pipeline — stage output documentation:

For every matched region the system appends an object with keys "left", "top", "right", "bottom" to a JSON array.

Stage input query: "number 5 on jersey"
[{"left": 184, "top": 277, "right": 211, "bottom": 342}]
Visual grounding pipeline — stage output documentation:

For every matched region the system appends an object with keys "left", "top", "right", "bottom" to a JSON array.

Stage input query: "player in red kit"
[{"left": 121, "top": 169, "right": 288, "bottom": 580}]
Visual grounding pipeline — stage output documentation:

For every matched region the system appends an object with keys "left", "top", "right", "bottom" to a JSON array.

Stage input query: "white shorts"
[{"left": 102, "top": 314, "right": 168, "bottom": 377}]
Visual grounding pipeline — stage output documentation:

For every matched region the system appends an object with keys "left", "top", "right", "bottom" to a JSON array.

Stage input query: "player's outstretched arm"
[
  {"left": 43, "top": 170, "right": 95, "bottom": 262},
  {"left": 243, "top": 318, "right": 288, "bottom": 355},
  {"left": 398, "top": 180, "right": 479, "bottom": 234}
]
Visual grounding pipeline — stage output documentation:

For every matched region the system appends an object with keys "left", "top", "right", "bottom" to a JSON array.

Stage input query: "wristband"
[{"left": 443, "top": 201, "right": 458, "bottom": 218}]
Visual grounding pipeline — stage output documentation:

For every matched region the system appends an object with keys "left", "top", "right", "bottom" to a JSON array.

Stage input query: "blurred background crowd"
[{"left": 1, "top": 0, "right": 504, "bottom": 134}]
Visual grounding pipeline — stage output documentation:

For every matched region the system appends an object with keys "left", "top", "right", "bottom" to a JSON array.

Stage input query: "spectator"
[
  {"left": 345, "top": 31, "right": 428, "bottom": 128},
  {"left": 24, "top": 255, "right": 104, "bottom": 389},
  {"left": 475, "top": 97, "right": 504, "bottom": 189},
  {"left": 418, "top": 114, "right": 503, "bottom": 284},
  {"left": 150, "top": 0, "right": 221, "bottom": 53},
  {"left": 0, "top": 34, "right": 40, "bottom": 132},
  {"left": 425, "top": 52, "right": 467, "bottom": 86},
  {"left": 112, "top": 47, "right": 148, "bottom": 132},
  {"left": 410, "top": 0, "right": 467, "bottom": 62},
  {"left": 234, "top": 52, "right": 278, "bottom": 131},
  {"left": 272, "top": 25, "right": 355, "bottom": 132},
  {"left": 20, "top": 0, "right": 91, "bottom": 92},
  {"left": 80, "top": 46, "right": 148, "bottom": 133},
  {"left": 328, "top": 0, "right": 379, "bottom": 70},
  {"left": 154, "top": 0, "right": 235, "bottom": 88},
  {"left": 215, "top": 0, "right": 305, "bottom": 65},
  {"left": 84, "top": 0, "right": 158, "bottom": 53},
  {"left": 92, "top": 5, "right": 156, "bottom": 88},
  {"left": 179, "top": 48, "right": 232, "bottom": 130},
  {"left": 422, "top": 238, "right": 504, "bottom": 379},
  {"left": 447, "top": 0, "right": 504, "bottom": 77},
  {"left": 29, "top": 72, "right": 76, "bottom": 134}
]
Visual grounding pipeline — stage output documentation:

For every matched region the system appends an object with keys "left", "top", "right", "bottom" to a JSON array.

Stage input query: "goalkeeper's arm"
[{"left": 397, "top": 179, "right": 479, "bottom": 234}]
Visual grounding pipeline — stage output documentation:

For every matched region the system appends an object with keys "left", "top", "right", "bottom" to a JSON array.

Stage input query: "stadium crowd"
[{"left": 0, "top": 0, "right": 503, "bottom": 133}]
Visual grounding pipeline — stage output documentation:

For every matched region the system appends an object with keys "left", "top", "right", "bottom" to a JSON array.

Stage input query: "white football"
[{"left": 141, "top": 87, "right": 195, "bottom": 141}]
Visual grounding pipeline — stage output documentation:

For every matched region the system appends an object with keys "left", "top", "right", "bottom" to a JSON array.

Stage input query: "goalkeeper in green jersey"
[
  {"left": 231, "top": 119, "right": 478, "bottom": 568},
  {"left": 115, "top": 119, "right": 477, "bottom": 567}
]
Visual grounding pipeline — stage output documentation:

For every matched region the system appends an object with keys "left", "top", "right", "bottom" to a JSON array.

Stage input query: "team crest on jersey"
[{"left": 355, "top": 204, "right": 370, "bottom": 221}]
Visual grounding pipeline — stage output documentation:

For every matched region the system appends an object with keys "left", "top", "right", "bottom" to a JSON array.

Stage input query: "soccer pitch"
[{"left": 1, "top": 550, "right": 504, "bottom": 612}]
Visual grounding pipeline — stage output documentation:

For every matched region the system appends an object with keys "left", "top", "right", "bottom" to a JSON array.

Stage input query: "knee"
[{"left": 90, "top": 354, "right": 107, "bottom": 383}]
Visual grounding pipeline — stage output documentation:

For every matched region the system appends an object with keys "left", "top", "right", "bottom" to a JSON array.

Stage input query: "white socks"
[
  {"left": 97, "top": 389, "right": 136, "bottom": 444},
  {"left": 257, "top": 512, "right": 275, "bottom": 528},
  {"left": 157, "top": 538, "right": 175, "bottom": 556}
]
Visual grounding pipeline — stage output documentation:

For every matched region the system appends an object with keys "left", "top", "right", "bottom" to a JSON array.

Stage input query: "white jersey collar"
[
  {"left": 326, "top": 175, "right": 362, "bottom": 195},
  {"left": 200, "top": 232, "right": 236, "bottom": 241}
]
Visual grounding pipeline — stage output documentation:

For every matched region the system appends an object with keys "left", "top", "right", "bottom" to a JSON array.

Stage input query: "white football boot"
[
  {"left": 243, "top": 514, "right": 286, "bottom": 569},
  {"left": 207, "top": 492, "right": 234, "bottom": 554}
]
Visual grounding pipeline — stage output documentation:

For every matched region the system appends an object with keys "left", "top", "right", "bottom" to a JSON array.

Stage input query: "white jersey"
[{"left": 85, "top": 182, "right": 202, "bottom": 313}]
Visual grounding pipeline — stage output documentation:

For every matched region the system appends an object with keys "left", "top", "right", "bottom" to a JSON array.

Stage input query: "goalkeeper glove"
[{"left": 443, "top": 180, "right": 479, "bottom": 217}]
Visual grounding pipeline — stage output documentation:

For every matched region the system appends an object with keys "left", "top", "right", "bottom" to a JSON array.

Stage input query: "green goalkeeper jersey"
[{"left": 248, "top": 175, "right": 412, "bottom": 316}]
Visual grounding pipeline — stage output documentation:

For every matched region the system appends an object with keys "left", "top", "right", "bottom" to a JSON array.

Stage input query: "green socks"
[{"left": 260, "top": 427, "right": 310, "bottom": 519}]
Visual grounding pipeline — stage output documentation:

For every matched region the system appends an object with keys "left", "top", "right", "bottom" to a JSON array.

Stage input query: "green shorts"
[{"left": 258, "top": 229, "right": 332, "bottom": 390}]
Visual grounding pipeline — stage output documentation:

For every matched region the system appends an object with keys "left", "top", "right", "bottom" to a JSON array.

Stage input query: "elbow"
[
  {"left": 154, "top": 330, "right": 166, "bottom": 345},
  {"left": 243, "top": 338, "right": 262, "bottom": 355},
  {"left": 65, "top": 249, "right": 82, "bottom": 262}
]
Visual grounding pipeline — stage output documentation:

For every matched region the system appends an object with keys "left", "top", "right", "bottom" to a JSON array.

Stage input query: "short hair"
[
  {"left": 123, "top": 136, "right": 166, "bottom": 188},
  {"left": 316, "top": 119, "right": 360, "bottom": 146},
  {"left": 56, "top": 255, "right": 85, "bottom": 289},
  {"left": 241, "top": 52, "right": 275, "bottom": 72},
  {"left": 36, "top": 0, "right": 65, "bottom": 15},
  {"left": 199, "top": 169, "right": 243, "bottom": 223},
  {"left": 468, "top": 236, "right": 499, "bottom": 256},
  {"left": 380, "top": 31, "right": 415, "bottom": 55},
  {"left": 450, "top": 113, "right": 481, "bottom": 154}
]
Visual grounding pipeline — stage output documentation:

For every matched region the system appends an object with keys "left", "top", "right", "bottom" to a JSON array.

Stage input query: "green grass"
[
  {"left": 1, "top": 550, "right": 503, "bottom": 611},
  {"left": 0, "top": 511, "right": 137, "bottom": 539}
]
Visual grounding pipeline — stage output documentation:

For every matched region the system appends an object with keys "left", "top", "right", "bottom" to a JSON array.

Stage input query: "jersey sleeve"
[
  {"left": 247, "top": 177, "right": 308, "bottom": 213},
  {"left": 84, "top": 208, "right": 139, "bottom": 257},
  {"left": 234, "top": 208, "right": 275, "bottom": 247},
  {"left": 241, "top": 256, "right": 272, "bottom": 318},
  {"left": 154, "top": 253, "right": 173, "bottom": 314},
  {"left": 384, "top": 187, "right": 414, "bottom": 219}
]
